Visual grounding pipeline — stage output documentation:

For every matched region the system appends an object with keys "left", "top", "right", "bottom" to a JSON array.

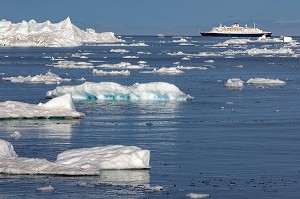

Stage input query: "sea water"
[{"left": 0, "top": 36, "right": 300, "bottom": 198}]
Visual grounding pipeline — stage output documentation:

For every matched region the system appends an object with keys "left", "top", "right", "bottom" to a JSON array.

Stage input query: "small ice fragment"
[
  {"left": 143, "top": 184, "right": 164, "bottom": 192},
  {"left": 9, "top": 131, "right": 22, "bottom": 139},
  {"left": 36, "top": 185, "right": 54, "bottom": 192},
  {"left": 186, "top": 193, "right": 209, "bottom": 198}
]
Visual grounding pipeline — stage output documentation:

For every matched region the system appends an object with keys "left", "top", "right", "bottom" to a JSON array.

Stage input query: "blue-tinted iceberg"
[
  {"left": 46, "top": 82, "right": 193, "bottom": 101},
  {"left": 0, "top": 139, "right": 150, "bottom": 175}
]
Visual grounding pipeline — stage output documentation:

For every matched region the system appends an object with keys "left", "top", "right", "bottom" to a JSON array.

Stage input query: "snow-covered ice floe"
[
  {"left": 153, "top": 67, "right": 184, "bottom": 74},
  {"left": 46, "top": 82, "right": 193, "bottom": 101},
  {"left": 247, "top": 78, "right": 286, "bottom": 86},
  {"left": 48, "top": 60, "right": 94, "bottom": 69},
  {"left": 92, "top": 69, "right": 130, "bottom": 76},
  {"left": 225, "top": 78, "right": 286, "bottom": 89},
  {"left": 96, "top": 62, "right": 144, "bottom": 69},
  {"left": 0, "top": 17, "right": 122, "bottom": 47},
  {"left": 2, "top": 71, "right": 71, "bottom": 84},
  {"left": 0, "top": 139, "right": 150, "bottom": 175},
  {"left": 0, "top": 94, "right": 84, "bottom": 119}
]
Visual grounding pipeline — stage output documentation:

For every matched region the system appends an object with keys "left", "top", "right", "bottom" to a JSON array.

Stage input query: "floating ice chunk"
[
  {"left": 56, "top": 145, "right": 150, "bottom": 170},
  {"left": 153, "top": 67, "right": 184, "bottom": 74},
  {"left": 46, "top": 82, "right": 193, "bottom": 101},
  {"left": 0, "top": 139, "right": 150, "bottom": 175},
  {"left": 123, "top": 56, "right": 139, "bottom": 59},
  {"left": 172, "top": 38, "right": 188, "bottom": 43},
  {"left": 142, "top": 184, "right": 164, "bottom": 192},
  {"left": 247, "top": 47, "right": 294, "bottom": 55},
  {"left": 167, "top": 51, "right": 186, "bottom": 56},
  {"left": 2, "top": 71, "right": 71, "bottom": 84},
  {"left": 92, "top": 69, "right": 130, "bottom": 76},
  {"left": 224, "top": 39, "right": 250, "bottom": 45},
  {"left": 96, "top": 62, "right": 144, "bottom": 69},
  {"left": 176, "top": 66, "right": 208, "bottom": 70},
  {"left": 110, "top": 49, "right": 129, "bottom": 53},
  {"left": 283, "top": 36, "right": 293, "bottom": 43},
  {"left": 186, "top": 193, "right": 210, "bottom": 198},
  {"left": 36, "top": 185, "right": 54, "bottom": 192},
  {"left": 0, "top": 94, "right": 84, "bottom": 119},
  {"left": 48, "top": 60, "right": 94, "bottom": 69},
  {"left": 225, "top": 78, "right": 244, "bottom": 88},
  {"left": 182, "top": 57, "right": 191, "bottom": 60},
  {"left": 9, "top": 131, "right": 22, "bottom": 139},
  {"left": 247, "top": 78, "right": 286, "bottom": 85}
]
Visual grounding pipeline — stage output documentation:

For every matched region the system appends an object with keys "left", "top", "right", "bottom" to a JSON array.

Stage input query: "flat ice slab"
[
  {"left": 0, "top": 139, "right": 150, "bottom": 175},
  {"left": 46, "top": 82, "right": 193, "bottom": 101},
  {"left": 2, "top": 71, "right": 71, "bottom": 84},
  {"left": 0, "top": 94, "right": 84, "bottom": 119}
]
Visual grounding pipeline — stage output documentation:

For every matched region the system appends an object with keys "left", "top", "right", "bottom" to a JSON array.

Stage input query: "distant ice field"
[{"left": 0, "top": 35, "right": 300, "bottom": 199}]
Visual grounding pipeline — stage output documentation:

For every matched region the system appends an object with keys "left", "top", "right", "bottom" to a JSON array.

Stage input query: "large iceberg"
[
  {"left": 0, "top": 139, "right": 150, "bottom": 175},
  {"left": 46, "top": 82, "right": 193, "bottom": 101},
  {"left": 0, "top": 17, "right": 122, "bottom": 47},
  {"left": 0, "top": 94, "right": 84, "bottom": 119}
]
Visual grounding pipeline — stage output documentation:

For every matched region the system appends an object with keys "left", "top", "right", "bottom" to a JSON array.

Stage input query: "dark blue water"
[{"left": 0, "top": 36, "right": 300, "bottom": 198}]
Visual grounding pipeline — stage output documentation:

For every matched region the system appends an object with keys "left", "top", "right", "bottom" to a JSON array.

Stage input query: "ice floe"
[
  {"left": 225, "top": 78, "right": 244, "bottom": 88},
  {"left": 36, "top": 185, "right": 55, "bottom": 192},
  {"left": 48, "top": 60, "right": 94, "bottom": 69},
  {"left": 186, "top": 193, "right": 210, "bottom": 198},
  {"left": 153, "top": 67, "right": 184, "bottom": 74},
  {"left": 95, "top": 62, "right": 144, "bottom": 69},
  {"left": 172, "top": 38, "right": 188, "bottom": 43},
  {"left": 0, "top": 94, "right": 84, "bottom": 119},
  {"left": 92, "top": 69, "right": 130, "bottom": 76},
  {"left": 110, "top": 49, "right": 129, "bottom": 53},
  {"left": 2, "top": 71, "right": 71, "bottom": 84},
  {"left": 0, "top": 139, "right": 150, "bottom": 175},
  {"left": 46, "top": 82, "right": 193, "bottom": 101},
  {"left": 0, "top": 17, "right": 122, "bottom": 47},
  {"left": 247, "top": 78, "right": 286, "bottom": 86},
  {"left": 225, "top": 78, "right": 286, "bottom": 89}
]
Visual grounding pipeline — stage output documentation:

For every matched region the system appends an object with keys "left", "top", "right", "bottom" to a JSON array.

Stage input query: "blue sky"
[{"left": 2, "top": 0, "right": 300, "bottom": 36}]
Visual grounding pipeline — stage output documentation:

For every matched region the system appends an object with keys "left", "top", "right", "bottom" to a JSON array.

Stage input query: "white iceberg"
[
  {"left": 0, "top": 17, "right": 122, "bottom": 47},
  {"left": 0, "top": 139, "right": 150, "bottom": 175},
  {"left": 247, "top": 78, "right": 286, "bottom": 86},
  {"left": 2, "top": 71, "right": 71, "bottom": 84},
  {"left": 0, "top": 94, "right": 84, "bottom": 119},
  {"left": 46, "top": 82, "right": 193, "bottom": 101}
]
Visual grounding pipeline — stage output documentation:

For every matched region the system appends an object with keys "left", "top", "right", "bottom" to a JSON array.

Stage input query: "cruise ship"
[{"left": 201, "top": 23, "right": 272, "bottom": 37}]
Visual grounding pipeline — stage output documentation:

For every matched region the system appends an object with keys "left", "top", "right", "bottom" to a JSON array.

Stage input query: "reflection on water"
[
  {"left": 0, "top": 119, "right": 80, "bottom": 140},
  {"left": 78, "top": 170, "right": 150, "bottom": 187}
]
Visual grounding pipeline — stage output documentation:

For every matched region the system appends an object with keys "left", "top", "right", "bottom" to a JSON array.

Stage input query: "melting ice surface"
[
  {"left": 0, "top": 17, "right": 122, "bottom": 47},
  {"left": 0, "top": 139, "right": 150, "bottom": 175},
  {"left": 0, "top": 94, "right": 84, "bottom": 119},
  {"left": 46, "top": 82, "right": 193, "bottom": 101}
]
